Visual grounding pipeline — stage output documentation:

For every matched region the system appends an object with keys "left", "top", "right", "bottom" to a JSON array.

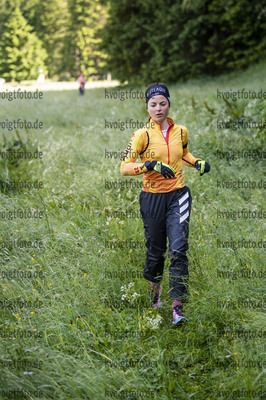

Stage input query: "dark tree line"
[
  {"left": 100, "top": 0, "right": 266, "bottom": 83},
  {"left": 0, "top": 0, "right": 265, "bottom": 82}
]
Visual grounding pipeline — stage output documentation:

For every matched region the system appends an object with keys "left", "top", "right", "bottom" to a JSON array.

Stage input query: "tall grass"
[{"left": 0, "top": 61, "right": 265, "bottom": 400}]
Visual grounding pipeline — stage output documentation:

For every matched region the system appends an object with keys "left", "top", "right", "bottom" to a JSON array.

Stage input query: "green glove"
[
  {"left": 145, "top": 161, "right": 176, "bottom": 178},
  {"left": 195, "top": 160, "right": 211, "bottom": 176}
]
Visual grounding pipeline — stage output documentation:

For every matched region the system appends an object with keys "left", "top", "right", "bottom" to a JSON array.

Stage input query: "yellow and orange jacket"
[{"left": 120, "top": 117, "right": 201, "bottom": 193}]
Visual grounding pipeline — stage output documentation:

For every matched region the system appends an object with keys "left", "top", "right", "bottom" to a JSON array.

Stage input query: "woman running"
[
  {"left": 120, "top": 82, "right": 210, "bottom": 324},
  {"left": 77, "top": 72, "right": 86, "bottom": 95}
]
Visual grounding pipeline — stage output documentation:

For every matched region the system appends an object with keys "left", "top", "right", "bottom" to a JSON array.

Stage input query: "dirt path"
[{"left": 0, "top": 80, "right": 120, "bottom": 92}]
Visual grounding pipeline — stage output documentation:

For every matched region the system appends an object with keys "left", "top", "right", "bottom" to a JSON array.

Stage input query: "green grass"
[{"left": 0, "top": 61, "right": 265, "bottom": 400}]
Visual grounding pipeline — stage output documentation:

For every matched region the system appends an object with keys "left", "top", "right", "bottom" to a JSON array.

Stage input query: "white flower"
[
  {"left": 132, "top": 292, "right": 140, "bottom": 299},
  {"left": 145, "top": 314, "right": 162, "bottom": 329}
]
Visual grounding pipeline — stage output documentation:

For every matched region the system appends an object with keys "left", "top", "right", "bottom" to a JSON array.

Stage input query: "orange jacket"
[{"left": 120, "top": 117, "right": 201, "bottom": 193}]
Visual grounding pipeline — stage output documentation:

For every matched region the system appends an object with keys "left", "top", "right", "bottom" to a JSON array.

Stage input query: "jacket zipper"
[
  {"left": 164, "top": 123, "right": 173, "bottom": 165},
  {"left": 154, "top": 119, "right": 174, "bottom": 165}
]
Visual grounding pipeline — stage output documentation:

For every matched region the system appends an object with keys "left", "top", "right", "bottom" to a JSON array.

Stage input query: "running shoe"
[{"left": 172, "top": 305, "right": 186, "bottom": 324}]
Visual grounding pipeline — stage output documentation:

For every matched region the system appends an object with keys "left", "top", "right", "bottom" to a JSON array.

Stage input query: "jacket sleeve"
[
  {"left": 181, "top": 127, "right": 201, "bottom": 168},
  {"left": 120, "top": 131, "right": 147, "bottom": 176}
]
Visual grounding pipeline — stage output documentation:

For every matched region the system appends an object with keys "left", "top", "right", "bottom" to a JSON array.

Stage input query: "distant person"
[
  {"left": 77, "top": 73, "right": 86, "bottom": 95},
  {"left": 37, "top": 68, "right": 45, "bottom": 83},
  {"left": 120, "top": 82, "right": 210, "bottom": 324}
]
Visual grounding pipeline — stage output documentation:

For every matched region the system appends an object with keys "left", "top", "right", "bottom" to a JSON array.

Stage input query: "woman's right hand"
[{"left": 145, "top": 161, "right": 176, "bottom": 178}]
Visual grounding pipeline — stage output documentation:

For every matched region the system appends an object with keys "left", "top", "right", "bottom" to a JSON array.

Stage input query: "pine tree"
[
  {"left": 100, "top": 0, "right": 266, "bottom": 84},
  {"left": 23, "top": 0, "right": 70, "bottom": 77},
  {"left": 63, "top": 0, "right": 108, "bottom": 78},
  {"left": 204, "top": 0, "right": 266, "bottom": 71},
  {"left": 0, "top": 0, "right": 7, "bottom": 38},
  {"left": 0, "top": 6, "right": 47, "bottom": 82}
]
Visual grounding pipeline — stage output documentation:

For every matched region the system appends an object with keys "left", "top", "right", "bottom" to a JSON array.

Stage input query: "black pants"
[{"left": 139, "top": 186, "right": 192, "bottom": 300}]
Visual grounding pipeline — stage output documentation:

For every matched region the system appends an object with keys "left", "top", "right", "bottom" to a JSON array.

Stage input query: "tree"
[
  {"left": 23, "top": 0, "right": 70, "bottom": 77},
  {"left": 204, "top": 0, "right": 266, "bottom": 71},
  {"left": 100, "top": 0, "right": 266, "bottom": 84},
  {"left": 0, "top": 6, "right": 47, "bottom": 82},
  {"left": 63, "top": 0, "right": 108, "bottom": 77}
]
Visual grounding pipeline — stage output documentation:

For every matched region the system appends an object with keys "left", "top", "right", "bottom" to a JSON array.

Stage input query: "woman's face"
[{"left": 147, "top": 95, "right": 169, "bottom": 124}]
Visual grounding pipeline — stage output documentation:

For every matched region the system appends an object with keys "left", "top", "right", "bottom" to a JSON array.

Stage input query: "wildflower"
[{"left": 145, "top": 314, "right": 163, "bottom": 330}]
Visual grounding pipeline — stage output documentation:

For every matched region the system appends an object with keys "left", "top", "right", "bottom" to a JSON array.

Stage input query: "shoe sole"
[{"left": 172, "top": 316, "right": 188, "bottom": 325}]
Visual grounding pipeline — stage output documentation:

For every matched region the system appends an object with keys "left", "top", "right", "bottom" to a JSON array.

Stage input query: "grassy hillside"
[{"left": 0, "top": 61, "right": 265, "bottom": 400}]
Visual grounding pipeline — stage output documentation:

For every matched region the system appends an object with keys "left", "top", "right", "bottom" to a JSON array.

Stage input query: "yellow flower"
[{"left": 31, "top": 312, "right": 34, "bottom": 315}]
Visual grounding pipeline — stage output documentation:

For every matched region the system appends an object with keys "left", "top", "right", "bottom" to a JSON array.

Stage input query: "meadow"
[{"left": 0, "top": 61, "right": 265, "bottom": 400}]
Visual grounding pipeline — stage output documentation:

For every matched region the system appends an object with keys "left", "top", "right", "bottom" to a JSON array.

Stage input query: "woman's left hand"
[{"left": 195, "top": 160, "right": 211, "bottom": 176}]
